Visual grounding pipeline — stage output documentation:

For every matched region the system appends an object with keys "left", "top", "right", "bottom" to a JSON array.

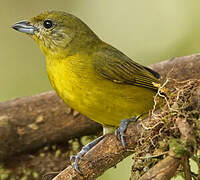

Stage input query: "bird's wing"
[{"left": 93, "top": 46, "right": 160, "bottom": 91}]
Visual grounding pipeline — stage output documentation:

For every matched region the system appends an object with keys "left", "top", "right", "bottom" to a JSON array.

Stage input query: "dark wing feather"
[{"left": 93, "top": 46, "right": 160, "bottom": 91}]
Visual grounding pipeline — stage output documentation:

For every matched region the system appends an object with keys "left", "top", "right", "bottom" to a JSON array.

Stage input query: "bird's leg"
[
  {"left": 115, "top": 115, "right": 141, "bottom": 147},
  {"left": 70, "top": 135, "right": 105, "bottom": 173}
]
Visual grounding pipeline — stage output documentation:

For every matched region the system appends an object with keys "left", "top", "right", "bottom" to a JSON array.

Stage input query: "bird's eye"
[{"left": 43, "top": 20, "right": 53, "bottom": 29}]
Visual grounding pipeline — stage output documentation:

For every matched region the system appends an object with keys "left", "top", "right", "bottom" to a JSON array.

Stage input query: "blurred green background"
[{"left": 1, "top": 0, "right": 200, "bottom": 179}]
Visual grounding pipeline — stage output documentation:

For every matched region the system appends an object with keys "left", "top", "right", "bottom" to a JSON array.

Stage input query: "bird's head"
[{"left": 12, "top": 11, "right": 99, "bottom": 58}]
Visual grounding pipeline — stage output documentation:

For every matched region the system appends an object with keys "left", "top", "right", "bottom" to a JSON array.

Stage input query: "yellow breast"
[
  {"left": 46, "top": 54, "right": 156, "bottom": 127},
  {"left": 46, "top": 54, "right": 88, "bottom": 107}
]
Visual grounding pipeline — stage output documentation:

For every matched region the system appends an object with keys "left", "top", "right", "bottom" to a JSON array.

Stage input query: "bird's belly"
[{"left": 47, "top": 59, "right": 156, "bottom": 127}]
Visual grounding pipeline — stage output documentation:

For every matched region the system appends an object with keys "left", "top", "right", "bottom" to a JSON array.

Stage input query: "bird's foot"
[
  {"left": 115, "top": 116, "right": 140, "bottom": 147},
  {"left": 70, "top": 136, "right": 105, "bottom": 174}
]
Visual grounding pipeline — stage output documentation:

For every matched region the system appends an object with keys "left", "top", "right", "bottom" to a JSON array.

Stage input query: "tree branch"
[
  {"left": 138, "top": 155, "right": 181, "bottom": 180},
  {"left": 51, "top": 119, "right": 147, "bottom": 180}
]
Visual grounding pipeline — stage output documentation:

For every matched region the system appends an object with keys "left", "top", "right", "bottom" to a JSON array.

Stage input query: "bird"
[{"left": 12, "top": 10, "right": 160, "bottom": 173}]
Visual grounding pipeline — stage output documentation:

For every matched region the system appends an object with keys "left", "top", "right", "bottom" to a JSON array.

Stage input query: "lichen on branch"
[{"left": 132, "top": 78, "right": 200, "bottom": 179}]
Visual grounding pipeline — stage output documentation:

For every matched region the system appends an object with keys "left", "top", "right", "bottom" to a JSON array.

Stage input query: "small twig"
[
  {"left": 136, "top": 151, "right": 168, "bottom": 159},
  {"left": 181, "top": 157, "right": 192, "bottom": 180},
  {"left": 139, "top": 155, "right": 181, "bottom": 180}
]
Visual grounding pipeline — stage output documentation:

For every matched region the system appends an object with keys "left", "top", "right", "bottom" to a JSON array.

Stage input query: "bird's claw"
[
  {"left": 70, "top": 136, "right": 105, "bottom": 174},
  {"left": 115, "top": 127, "right": 126, "bottom": 147},
  {"left": 115, "top": 116, "right": 140, "bottom": 147},
  {"left": 70, "top": 155, "right": 76, "bottom": 162},
  {"left": 72, "top": 155, "right": 82, "bottom": 174},
  {"left": 70, "top": 149, "right": 85, "bottom": 174}
]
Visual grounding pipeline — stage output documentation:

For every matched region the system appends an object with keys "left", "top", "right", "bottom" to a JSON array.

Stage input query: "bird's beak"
[{"left": 12, "top": 20, "right": 37, "bottom": 35}]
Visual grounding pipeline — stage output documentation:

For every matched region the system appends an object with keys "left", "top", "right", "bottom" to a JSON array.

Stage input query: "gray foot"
[
  {"left": 70, "top": 136, "right": 105, "bottom": 174},
  {"left": 115, "top": 116, "right": 140, "bottom": 147}
]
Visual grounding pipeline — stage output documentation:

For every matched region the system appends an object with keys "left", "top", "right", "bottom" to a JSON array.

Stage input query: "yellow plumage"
[{"left": 46, "top": 52, "right": 156, "bottom": 127}]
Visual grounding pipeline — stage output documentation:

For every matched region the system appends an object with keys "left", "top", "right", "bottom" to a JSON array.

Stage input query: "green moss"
[
  {"left": 20, "top": 176, "right": 27, "bottom": 180},
  {"left": 71, "top": 140, "right": 80, "bottom": 151},
  {"left": 32, "top": 172, "right": 39, "bottom": 179},
  {"left": 55, "top": 149, "right": 61, "bottom": 158},
  {"left": 0, "top": 164, "right": 10, "bottom": 180},
  {"left": 0, "top": 174, "right": 9, "bottom": 180},
  {"left": 10, "top": 178, "right": 16, "bottom": 180},
  {"left": 169, "top": 139, "right": 187, "bottom": 158},
  {"left": 23, "top": 169, "right": 31, "bottom": 175},
  {"left": 40, "top": 153, "right": 45, "bottom": 157}
]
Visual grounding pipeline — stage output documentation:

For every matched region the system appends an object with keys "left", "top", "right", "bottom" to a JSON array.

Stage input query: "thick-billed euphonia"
[{"left": 12, "top": 11, "right": 160, "bottom": 173}]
